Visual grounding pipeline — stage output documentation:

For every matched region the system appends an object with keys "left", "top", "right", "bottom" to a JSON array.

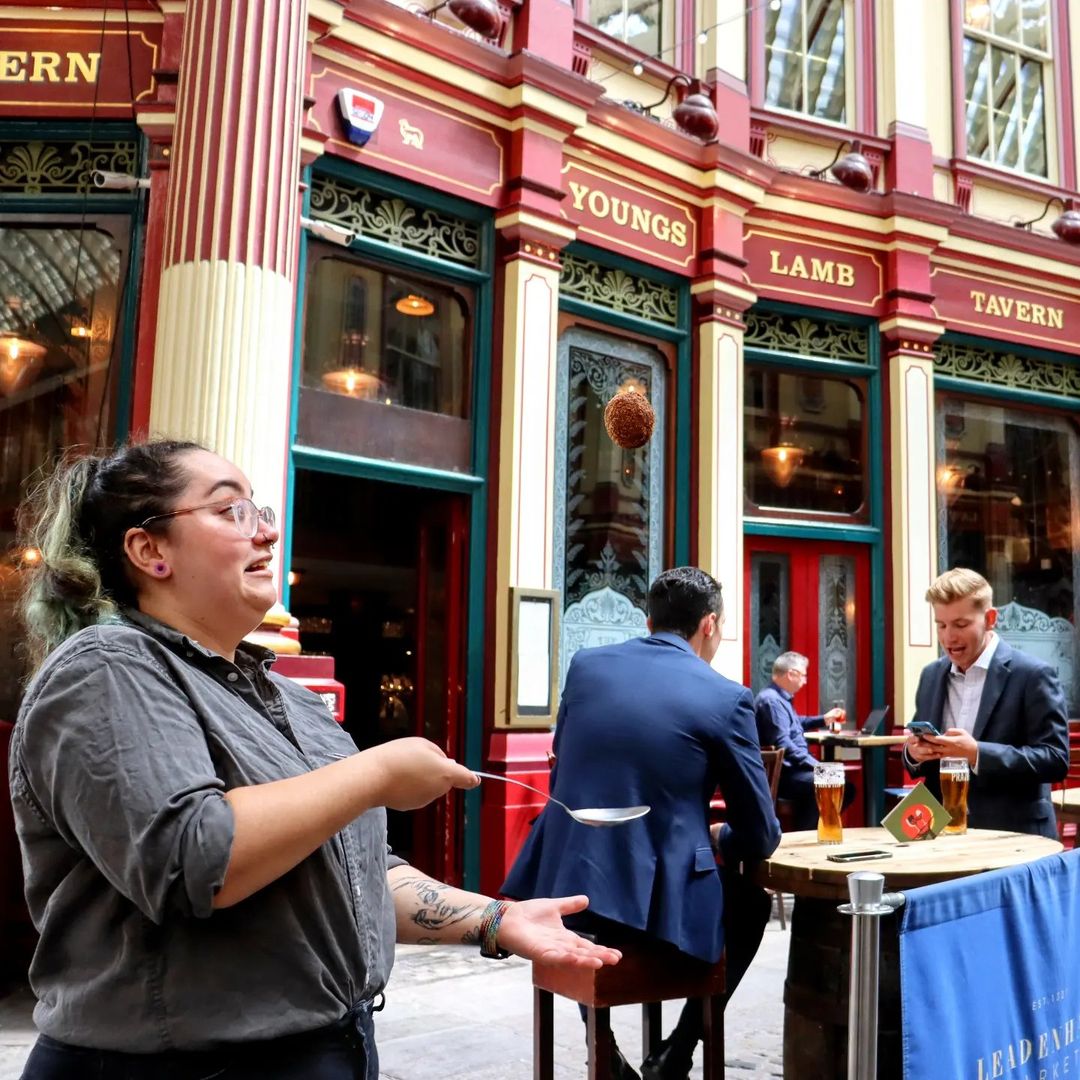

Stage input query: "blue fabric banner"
[{"left": 900, "top": 850, "right": 1080, "bottom": 1080}]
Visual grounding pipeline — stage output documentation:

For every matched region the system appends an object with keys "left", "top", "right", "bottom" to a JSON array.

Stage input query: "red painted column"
[{"left": 148, "top": 0, "right": 309, "bottom": 541}]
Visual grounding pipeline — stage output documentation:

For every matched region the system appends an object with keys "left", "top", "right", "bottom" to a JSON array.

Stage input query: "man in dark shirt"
[{"left": 755, "top": 651, "right": 853, "bottom": 830}]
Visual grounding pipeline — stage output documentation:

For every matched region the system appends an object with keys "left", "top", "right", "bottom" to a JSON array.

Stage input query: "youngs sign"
[{"left": 562, "top": 163, "right": 696, "bottom": 270}]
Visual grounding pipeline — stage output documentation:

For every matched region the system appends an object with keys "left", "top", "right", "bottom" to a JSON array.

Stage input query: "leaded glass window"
[
  {"left": 963, "top": 0, "right": 1050, "bottom": 177},
  {"left": 765, "top": 0, "right": 847, "bottom": 123},
  {"left": 554, "top": 326, "right": 666, "bottom": 685},
  {"left": 750, "top": 553, "right": 790, "bottom": 694},
  {"left": 589, "top": 0, "right": 661, "bottom": 56}
]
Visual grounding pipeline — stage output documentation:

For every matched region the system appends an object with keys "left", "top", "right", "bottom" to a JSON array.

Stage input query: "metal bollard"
[{"left": 839, "top": 872, "right": 905, "bottom": 1080}]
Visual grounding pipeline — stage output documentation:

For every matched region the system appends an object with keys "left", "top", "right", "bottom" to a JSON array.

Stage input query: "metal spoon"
[{"left": 473, "top": 771, "right": 650, "bottom": 827}]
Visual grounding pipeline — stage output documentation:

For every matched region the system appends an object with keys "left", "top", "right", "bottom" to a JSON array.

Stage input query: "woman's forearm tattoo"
[{"left": 392, "top": 873, "right": 483, "bottom": 943}]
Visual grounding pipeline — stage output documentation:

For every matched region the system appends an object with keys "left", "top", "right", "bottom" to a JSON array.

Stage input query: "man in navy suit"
[
  {"left": 905, "top": 567, "right": 1069, "bottom": 838},
  {"left": 503, "top": 567, "right": 781, "bottom": 1080},
  {"left": 755, "top": 651, "right": 852, "bottom": 829}
]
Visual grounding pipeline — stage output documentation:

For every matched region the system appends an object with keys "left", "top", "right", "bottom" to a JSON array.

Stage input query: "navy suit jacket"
[
  {"left": 905, "top": 638, "right": 1069, "bottom": 839},
  {"left": 501, "top": 633, "right": 781, "bottom": 963}
]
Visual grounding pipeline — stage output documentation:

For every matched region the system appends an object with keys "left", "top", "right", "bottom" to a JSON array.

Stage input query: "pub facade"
[{"left": 0, "top": 0, "right": 1077, "bottom": 933}]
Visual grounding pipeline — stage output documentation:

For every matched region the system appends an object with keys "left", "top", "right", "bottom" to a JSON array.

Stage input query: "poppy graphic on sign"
[
  {"left": 881, "top": 782, "right": 951, "bottom": 843},
  {"left": 901, "top": 804, "right": 932, "bottom": 839}
]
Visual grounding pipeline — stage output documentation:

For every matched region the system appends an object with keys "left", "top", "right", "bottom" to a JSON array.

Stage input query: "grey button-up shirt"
[{"left": 9, "top": 610, "right": 400, "bottom": 1052}]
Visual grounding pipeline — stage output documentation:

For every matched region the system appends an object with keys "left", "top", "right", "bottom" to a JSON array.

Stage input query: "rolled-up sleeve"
[{"left": 16, "top": 643, "right": 234, "bottom": 922}]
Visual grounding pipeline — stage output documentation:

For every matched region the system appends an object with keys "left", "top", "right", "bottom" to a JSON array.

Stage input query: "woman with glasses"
[{"left": 10, "top": 440, "right": 618, "bottom": 1080}]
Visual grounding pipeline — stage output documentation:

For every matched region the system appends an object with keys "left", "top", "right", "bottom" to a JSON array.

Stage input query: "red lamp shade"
[
  {"left": 1051, "top": 209, "right": 1080, "bottom": 244},
  {"left": 830, "top": 140, "right": 874, "bottom": 193},
  {"left": 673, "top": 88, "right": 719, "bottom": 142},
  {"left": 447, "top": 0, "right": 502, "bottom": 38}
]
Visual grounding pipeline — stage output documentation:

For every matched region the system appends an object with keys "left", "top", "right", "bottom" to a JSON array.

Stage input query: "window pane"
[
  {"left": 806, "top": 0, "right": 846, "bottom": 121},
  {"left": 964, "top": 35, "right": 988, "bottom": 102},
  {"left": 0, "top": 222, "right": 129, "bottom": 716},
  {"left": 1019, "top": 57, "right": 1047, "bottom": 175},
  {"left": 819, "top": 554, "right": 857, "bottom": 721},
  {"left": 590, "top": 0, "right": 660, "bottom": 53},
  {"left": 765, "top": 0, "right": 805, "bottom": 111},
  {"left": 766, "top": 47, "right": 804, "bottom": 111},
  {"left": 1021, "top": 0, "right": 1049, "bottom": 51},
  {"left": 299, "top": 252, "right": 473, "bottom": 471},
  {"left": 745, "top": 368, "right": 865, "bottom": 516},
  {"left": 991, "top": 0, "right": 1020, "bottom": 43},
  {"left": 990, "top": 46, "right": 1021, "bottom": 167},
  {"left": 964, "top": 0, "right": 992, "bottom": 31},
  {"left": 937, "top": 399, "right": 1080, "bottom": 714},
  {"left": 750, "top": 553, "right": 789, "bottom": 694}
]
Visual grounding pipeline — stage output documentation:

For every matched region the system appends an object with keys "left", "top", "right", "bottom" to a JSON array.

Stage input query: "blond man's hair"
[{"left": 925, "top": 568, "right": 993, "bottom": 611}]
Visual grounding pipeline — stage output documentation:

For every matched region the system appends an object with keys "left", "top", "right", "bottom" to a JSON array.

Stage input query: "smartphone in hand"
[{"left": 907, "top": 721, "right": 942, "bottom": 738}]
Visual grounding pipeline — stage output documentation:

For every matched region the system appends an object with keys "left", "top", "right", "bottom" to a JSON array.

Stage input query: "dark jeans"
[
  {"left": 785, "top": 778, "right": 857, "bottom": 832},
  {"left": 20, "top": 1001, "right": 378, "bottom": 1080},
  {"left": 567, "top": 866, "right": 772, "bottom": 1047}
]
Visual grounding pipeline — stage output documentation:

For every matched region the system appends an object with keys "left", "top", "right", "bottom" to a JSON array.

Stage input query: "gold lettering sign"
[
  {"left": 769, "top": 249, "right": 856, "bottom": 288},
  {"left": 0, "top": 50, "right": 101, "bottom": 84},
  {"left": 567, "top": 179, "right": 689, "bottom": 249},
  {"left": 969, "top": 289, "right": 1064, "bottom": 329}
]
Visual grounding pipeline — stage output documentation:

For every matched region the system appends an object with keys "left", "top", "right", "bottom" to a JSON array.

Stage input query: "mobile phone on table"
[
  {"left": 907, "top": 721, "right": 942, "bottom": 738},
  {"left": 826, "top": 849, "right": 892, "bottom": 863}
]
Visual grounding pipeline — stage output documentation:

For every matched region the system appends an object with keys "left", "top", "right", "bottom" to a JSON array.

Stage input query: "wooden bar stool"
[{"left": 532, "top": 940, "right": 725, "bottom": 1080}]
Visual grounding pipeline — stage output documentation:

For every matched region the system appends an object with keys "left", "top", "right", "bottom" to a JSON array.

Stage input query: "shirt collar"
[
  {"left": 949, "top": 630, "right": 999, "bottom": 676},
  {"left": 122, "top": 607, "right": 277, "bottom": 670},
  {"left": 771, "top": 681, "right": 794, "bottom": 703}
]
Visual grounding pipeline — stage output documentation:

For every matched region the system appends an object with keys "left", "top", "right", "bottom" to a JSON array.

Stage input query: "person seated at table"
[
  {"left": 903, "top": 567, "right": 1068, "bottom": 839},
  {"left": 503, "top": 567, "right": 781, "bottom": 1080},
  {"left": 755, "top": 652, "right": 854, "bottom": 831}
]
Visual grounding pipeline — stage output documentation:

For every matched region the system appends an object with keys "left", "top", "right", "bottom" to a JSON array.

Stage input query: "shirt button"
[
  {"left": 185, "top": 650, "right": 194, "bottom": 658},
  {"left": 226, "top": 672, "right": 239, "bottom": 683}
]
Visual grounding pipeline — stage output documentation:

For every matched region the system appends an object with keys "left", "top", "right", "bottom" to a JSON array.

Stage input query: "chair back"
[{"left": 760, "top": 745, "right": 785, "bottom": 806}]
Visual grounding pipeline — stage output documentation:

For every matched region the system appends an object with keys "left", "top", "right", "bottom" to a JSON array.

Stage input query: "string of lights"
[{"left": 599, "top": 0, "right": 782, "bottom": 83}]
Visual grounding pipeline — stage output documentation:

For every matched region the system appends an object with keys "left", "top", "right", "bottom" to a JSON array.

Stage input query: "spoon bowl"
[{"left": 473, "top": 771, "right": 650, "bottom": 827}]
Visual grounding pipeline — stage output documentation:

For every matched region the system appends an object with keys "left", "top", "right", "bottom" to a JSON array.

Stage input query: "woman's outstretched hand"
[{"left": 495, "top": 896, "right": 622, "bottom": 968}]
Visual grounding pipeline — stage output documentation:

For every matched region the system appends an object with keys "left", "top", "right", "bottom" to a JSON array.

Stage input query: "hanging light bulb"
[
  {"left": 697, "top": 30, "right": 708, "bottom": 44},
  {"left": 760, "top": 443, "right": 805, "bottom": 488},
  {"left": 394, "top": 294, "right": 435, "bottom": 317},
  {"left": 0, "top": 335, "right": 47, "bottom": 396}
]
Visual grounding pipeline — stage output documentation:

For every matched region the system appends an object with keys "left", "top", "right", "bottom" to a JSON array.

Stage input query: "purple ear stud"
[{"left": 154, "top": 563, "right": 168, "bottom": 576}]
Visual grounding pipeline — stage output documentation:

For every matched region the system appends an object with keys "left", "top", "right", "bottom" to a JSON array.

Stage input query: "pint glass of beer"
[
  {"left": 814, "top": 762, "right": 845, "bottom": 843},
  {"left": 940, "top": 756, "right": 970, "bottom": 835}
]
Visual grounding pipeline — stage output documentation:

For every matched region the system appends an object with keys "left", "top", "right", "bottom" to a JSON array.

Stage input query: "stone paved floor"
[{"left": 0, "top": 901, "right": 789, "bottom": 1079}]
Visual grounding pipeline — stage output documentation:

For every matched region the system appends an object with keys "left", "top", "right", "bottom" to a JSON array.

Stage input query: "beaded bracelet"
[{"left": 478, "top": 899, "right": 512, "bottom": 959}]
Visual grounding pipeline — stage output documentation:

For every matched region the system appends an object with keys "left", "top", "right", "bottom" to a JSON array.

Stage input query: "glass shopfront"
[
  {"left": 937, "top": 395, "right": 1079, "bottom": 711},
  {"left": 0, "top": 218, "right": 131, "bottom": 715}
]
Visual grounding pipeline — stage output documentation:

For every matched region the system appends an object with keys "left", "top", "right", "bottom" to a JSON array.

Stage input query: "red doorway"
[
  {"left": 744, "top": 538, "right": 872, "bottom": 725},
  {"left": 289, "top": 471, "right": 468, "bottom": 885}
]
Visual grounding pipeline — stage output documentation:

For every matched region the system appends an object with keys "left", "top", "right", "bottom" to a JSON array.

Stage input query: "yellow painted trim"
[
  {"left": 311, "top": 45, "right": 506, "bottom": 130},
  {"left": 508, "top": 116, "right": 572, "bottom": 143},
  {"left": 690, "top": 278, "right": 758, "bottom": 306},
  {"left": 518, "top": 83, "right": 588, "bottom": 129},
  {"left": 308, "top": 0, "right": 345, "bottom": 34},
  {"left": 564, "top": 144, "right": 710, "bottom": 206},
  {"left": 323, "top": 22, "right": 511, "bottom": 108},
  {"left": 877, "top": 315, "right": 946, "bottom": 337},
  {"left": 136, "top": 110, "right": 176, "bottom": 128},
  {"left": 0, "top": 7, "right": 161, "bottom": 22},
  {"left": 931, "top": 251, "right": 1080, "bottom": 299},
  {"left": 493, "top": 209, "right": 577, "bottom": 243}
]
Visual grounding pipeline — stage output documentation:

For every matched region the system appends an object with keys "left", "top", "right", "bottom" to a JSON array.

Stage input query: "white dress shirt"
[{"left": 944, "top": 631, "right": 1000, "bottom": 736}]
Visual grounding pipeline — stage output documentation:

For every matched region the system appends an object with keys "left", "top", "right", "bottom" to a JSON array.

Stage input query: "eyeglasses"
[{"left": 138, "top": 498, "right": 276, "bottom": 539}]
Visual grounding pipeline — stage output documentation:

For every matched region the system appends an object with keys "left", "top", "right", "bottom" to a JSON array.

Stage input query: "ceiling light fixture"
[{"left": 395, "top": 293, "right": 435, "bottom": 316}]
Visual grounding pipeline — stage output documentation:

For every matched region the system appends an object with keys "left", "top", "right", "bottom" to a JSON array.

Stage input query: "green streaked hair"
[{"left": 18, "top": 439, "right": 204, "bottom": 672}]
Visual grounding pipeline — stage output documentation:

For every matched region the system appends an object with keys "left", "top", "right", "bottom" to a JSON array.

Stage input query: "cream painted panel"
[
  {"left": 970, "top": 183, "right": 1060, "bottom": 238},
  {"left": 888, "top": 354, "right": 938, "bottom": 726},
  {"left": 923, "top": 1, "right": 952, "bottom": 159},
  {"left": 698, "top": 326, "right": 743, "bottom": 681},
  {"left": 514, "top": 271, "right": 558, "bottom": 590}
]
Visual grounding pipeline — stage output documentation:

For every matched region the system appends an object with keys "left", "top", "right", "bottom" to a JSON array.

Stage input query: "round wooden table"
[{"left": 755, "top": 827, "right": 1063, "bottom": 1080}]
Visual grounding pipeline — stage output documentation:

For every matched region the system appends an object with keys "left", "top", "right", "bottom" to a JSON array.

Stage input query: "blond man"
[{"left": 904, "top": 568, "right": 1069, "bottom": 838}]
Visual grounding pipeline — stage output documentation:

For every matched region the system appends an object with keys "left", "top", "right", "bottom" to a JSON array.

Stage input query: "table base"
[{"left": 783, "top": 898, "right": 902, "bottom": 1080}]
